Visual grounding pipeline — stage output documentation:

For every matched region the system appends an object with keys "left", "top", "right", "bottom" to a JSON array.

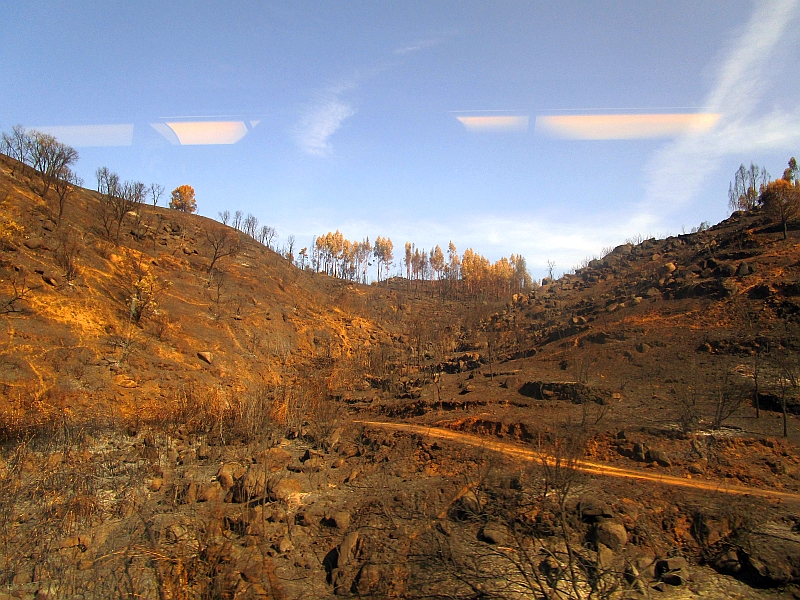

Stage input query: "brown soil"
[{"left": 1, "top": 152, "right": 800, "bottom": 598}]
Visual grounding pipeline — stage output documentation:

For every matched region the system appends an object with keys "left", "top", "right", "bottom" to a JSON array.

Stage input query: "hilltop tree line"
[
  {"left": 217, "top": 210, "right": 280, "bottom": 251},
  {"left": 730, "top": 158, "right": 800, "bottom": 239},
  {"left": 309, "top": 230, "right": 532, "bottom": 298},
  {"left": 1, "top": 125, "right": 196, "bottom": 230}
]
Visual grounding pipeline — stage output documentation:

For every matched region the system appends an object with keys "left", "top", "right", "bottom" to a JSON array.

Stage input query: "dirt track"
[{"left": 356, "top": 420, "right": 800, "bottom": 503}]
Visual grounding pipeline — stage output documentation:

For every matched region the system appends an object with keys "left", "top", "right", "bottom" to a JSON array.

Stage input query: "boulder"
[
  {"left": 197, "top": 482, "right": 223, "bottom": 502},
  {"left": 479, "top": 522, "right": 512, "bottom": 546},
  {"left": 323, "top": 510, "right": 351, "bottom": 530},
  {"left": 217, "top": 463, "right": 243, "bottom": 491},
  {"left": 716, "top": 263, "right": 736, "bottom": 278},
  {"left": 276, "top": 536, "right": 294, "bottom": 554},
  {"left": 269, "top": 476, "right": 303, "bottom": 502},
  {"left": 633, "top": 443, "right": 647, "bottom": 462},
  {"left": 713, "top": 549, "right": 742, "bottom": 574},
  {"left": 656, "top": 556, "right": 690, "bottom": 586},
  {"left": 596, "top": 543, "right": 615, "bottom": 569},
  {"left": 742, "top": 537, "right": 800, "bottom": 585},
  {"left": 338, "top": 531, "right": 361, "bottom": 567},
  {"left": 197, "top": 351, "right": 214, "bottom": 364},
  {"left": 353, "top": 563, "right": 383, "bottom": 595},
  {"left": 42, "top": 271, "right": 60, "bottom": 286},
  {"left": 232, "top": 466, "right": 267, "bottom": 503},
  {"left": 577, "top": 496, "right": 614, "bottom": 521},
  {"left": 646, "top": 449, "right": 671, "bottom": 467},
  {"left": 256, "top": 447, "right": 292, "bottom": 471},
  {"left": 656, "top": 263, "right": 676, "bottom": 278},
  {"left": 595, "top": 520, "right": 627, "bottom": 551}
]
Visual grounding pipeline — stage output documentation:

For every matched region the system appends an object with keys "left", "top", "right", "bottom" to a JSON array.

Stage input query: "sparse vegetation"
[{"left": 0, "top": 139, "right": 799, "bottom": 598}]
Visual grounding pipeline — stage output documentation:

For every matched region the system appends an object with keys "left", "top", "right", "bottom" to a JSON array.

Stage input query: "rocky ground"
[{"left": 1, "top": 153, "right": 800, "bottom": 598}]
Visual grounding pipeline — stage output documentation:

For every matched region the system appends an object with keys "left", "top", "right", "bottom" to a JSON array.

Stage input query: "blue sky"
[{"left": 2, "top": 1, "right": 799, "bottom": 278}]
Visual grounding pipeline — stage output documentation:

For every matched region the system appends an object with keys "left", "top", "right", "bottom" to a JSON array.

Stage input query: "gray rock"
[
  {"left": 338, "top": 531, "right": 361, "bottom": 567},
  {"left": 480, "top": 522, "right": 512, "bottom": 546},
  {"left": 596, "top": 543, "right": 615, "bottom": 569},
  {"left": 577, "top": 496, "right": 614, "bottom": 520},
  {"left": 657, "top": 556, "right": 688, "bottom": 574},
  {"left": 737, "top": 261, "right": 753, "bottom": 277},
  {"left": 232, "top": 466, "right": 267, "bottom": 503},
  {"left": 633, "top": 442, "right": 647, "bottom": 462},
  {"left": 646, "top": 449, "right": 671, "bottom": 467},
  {"left": 323, "top": 510, "right": 351, "bottom": 530},
  {"left": 713, "top": 549, "right": 742, "bottom": 574},
  {"left": 743, "top": 537, "right": 800, "bottom": 585},
  {"left": 595, "top": 520, "right": 627, "bottom": 551},
  {"left": 42, "top": 271, "right": 60, "bottom": 286},
  {"left": 269, "top": 476, "right": 303, "bottom": 502},
  {"left": 276, "top": 536, "right": 294, "bottom": 554},
  {"left": 354, "top": 563, "right": 383, "bottom": 595}
]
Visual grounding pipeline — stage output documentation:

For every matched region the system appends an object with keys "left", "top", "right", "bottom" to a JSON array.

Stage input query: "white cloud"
[
  {"left": 394, "top": 38, "right": 440, "bottom": 55},
  {"left": 642, "top": 0, "right": 800, "bottom": 222},
  {"left": 294, "top": 85, "right": 356, "bottom": 156}
]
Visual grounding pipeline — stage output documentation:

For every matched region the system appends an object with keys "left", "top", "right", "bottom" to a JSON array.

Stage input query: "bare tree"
[
  {"left": 204, "top": 226, "right": 241, "bottom": 273},
  {"left": 52, "top": 167, "right": 83, "bottom": 224},
  {"left": 547, "top": 259, "right": 556, "bottom": 280},
  {"left": 149, "top": 183, "right": 164, "bottom": 207},
  {"left": 773, "top": 349, "right": 798, "bottom": 438},
  {"left": 258, "top": 225, "right": 277, "bottom": 249},
  {"left": 0, "top": 125, "right": 32, "bottom": 176},
  {"left": 411, "top": 431, "right": 630, "bottom": 599},
  {"left": 218, "top": 210, "right": 230, "bottom": 226},
  {"left": 243, "top": 213, "right": 259, "bottom": 239},
  {"left": 285, "top": 234, "right": 295, "bottom": 261},
  {"left": 96, "top": 168, "right": 146, "bottom": 244},
  {"left": 729, "top": 163, "right": 769, "bottom": 213},
  {"left": 711, "top": 371, "right": 748, "bottom": 429},
  {"left": 27, "top": 131, "right": 79, "bottom": 200},
  {"left": 232, "top": 210, "right": 243, "bottom": 231}
]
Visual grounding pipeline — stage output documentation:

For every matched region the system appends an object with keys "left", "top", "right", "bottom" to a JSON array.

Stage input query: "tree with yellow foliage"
[
  {"left": 169, "top": 184, "right": 197, "bottom": 213},
  {"left": 761, "top": 177, "right": 800, "bottom": 240},
  {"left": 373, "top": 236, "right": 394, "bottom": 281}
]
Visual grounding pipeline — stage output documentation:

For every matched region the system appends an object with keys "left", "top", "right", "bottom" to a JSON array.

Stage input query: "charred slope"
[{"left": 0, "top": 154, "right": 407, "bottom": 432}]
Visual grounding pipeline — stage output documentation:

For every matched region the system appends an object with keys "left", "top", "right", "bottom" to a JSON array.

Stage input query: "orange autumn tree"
[
  {"left": 169, "top": 184, "right": 197, "bottom": 213},
  {"left": 761, "top": 178, "right": 800, "bottom": 240}
]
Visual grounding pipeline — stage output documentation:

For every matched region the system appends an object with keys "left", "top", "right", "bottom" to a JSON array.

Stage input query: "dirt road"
[{"left": 356, "top": 420, "right": 800, "bottom": 503}]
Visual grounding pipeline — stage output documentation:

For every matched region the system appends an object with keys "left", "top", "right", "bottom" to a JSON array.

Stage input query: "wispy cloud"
[
  {"left": 642, "top": 0, "right": 800, "bottom": 219},
  {"left": 294, "top": 84, "right": 356, "bottom": 157},
  {"left": 394, "top": 38, "right": 440, "bottom": 55}
]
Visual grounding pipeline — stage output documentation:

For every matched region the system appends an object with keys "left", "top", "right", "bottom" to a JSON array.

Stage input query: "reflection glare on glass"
[
  {"left": 29, "top": 124, "right": 134, "bottom": 147},
  {"left": 535, "top": 113, "right": 721, "bottom": 140},
  {"left": 152, "top": 121, "right": 250, "bottom": 145},
  {"left": 456, "top": 115, "right": 530, "bottom": 133}
]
